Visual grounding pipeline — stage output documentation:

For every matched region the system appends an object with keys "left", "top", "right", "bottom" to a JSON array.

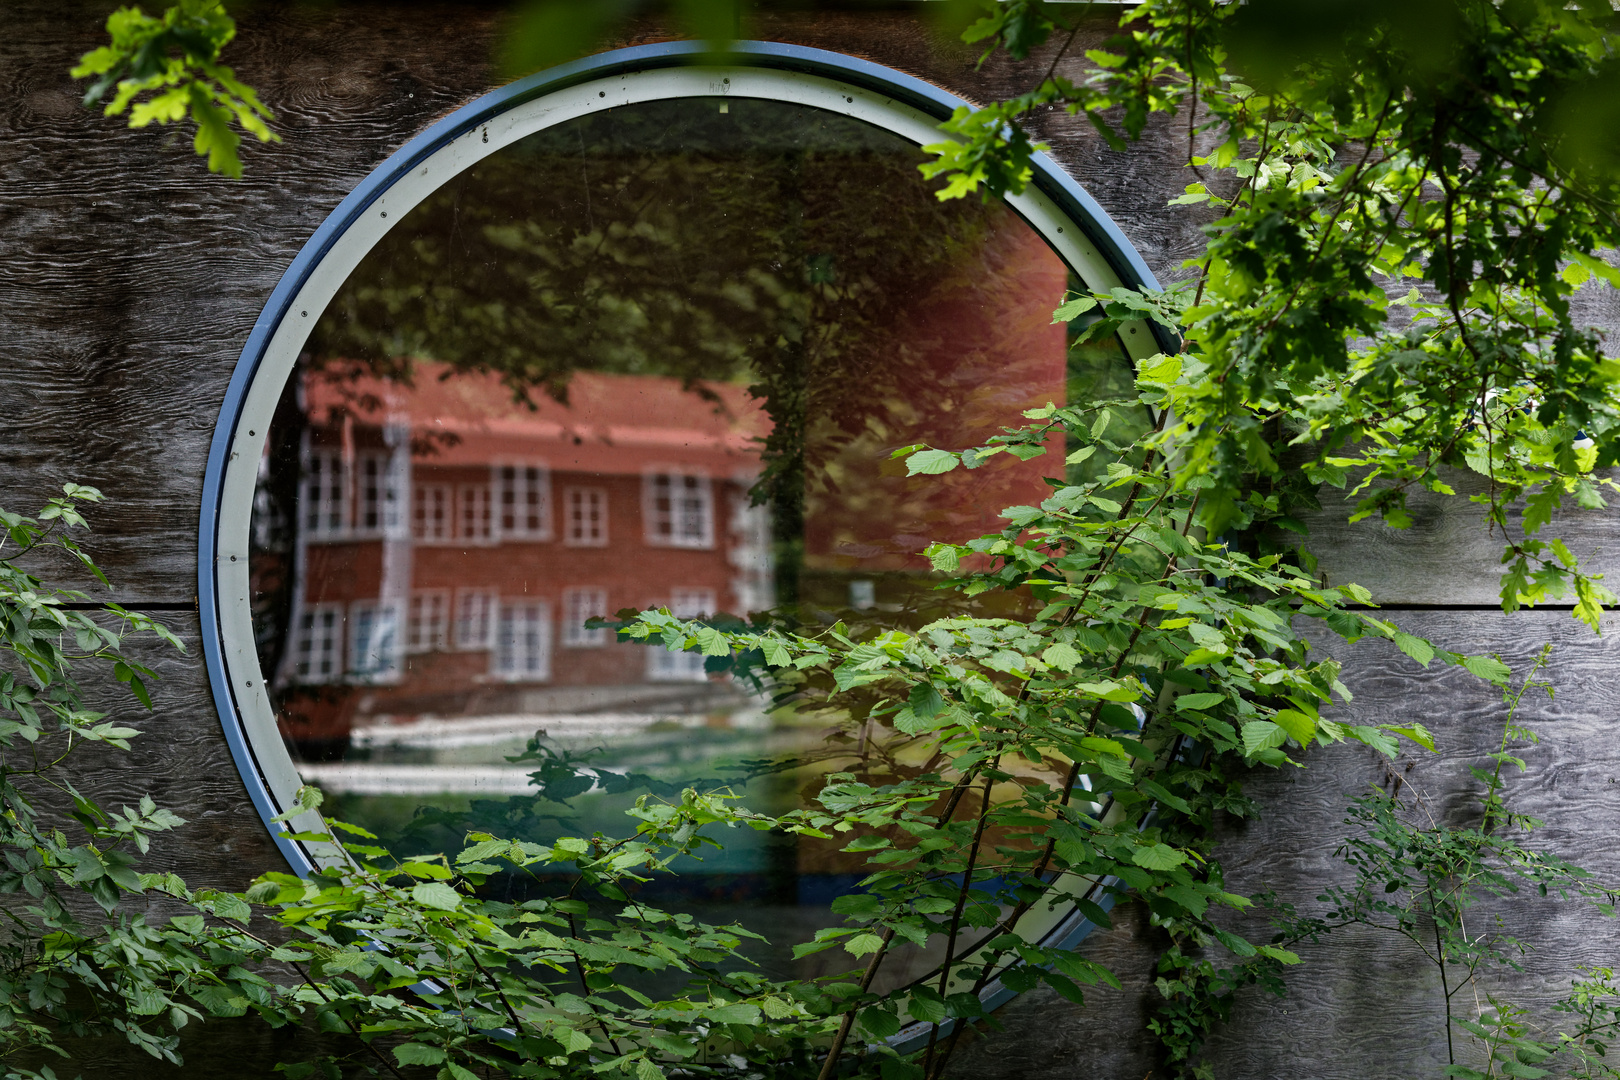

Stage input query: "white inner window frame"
[
  {"left": 287, "top": 602, "right": 344, "bottom": 683},
  {"left": 454, "top": 588, "right": 498, "bottom": 650},
  {"left": 355, "top": 452, "right": 388, "bottom": 536},
  {"left": 301, "top": 444, "right": 347, "bottom": 540},
  {"left": 496, "top": 463, "right": 551, "bottom": 540},
  {"left": 644, "top": 470, "right": 714, "bottom": 549},
  {"left": 458, "top": 483, "right": 493, "bottom": 543},
  {"left": 561, "top": 586, "right": 610, "bottom": 647},
  {"left": 494, "top": 599, "right": 552, "bottom": 681},
  {"left": 412, "top": 482, "right": 453, "bottom": 542},
  {"left": 406, "top": 590, "right": 451, "bottom": 653},
  {"left": 563, "top": 486, "right": 609, "bottom": 547},
  {"left": 347, "top": 600, "right": 402, "bottom": 683}
]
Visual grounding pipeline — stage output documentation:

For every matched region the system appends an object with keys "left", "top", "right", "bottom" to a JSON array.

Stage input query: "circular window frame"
[{"left": 199, "top": 39, "right": 1167, "bottom": 1045}]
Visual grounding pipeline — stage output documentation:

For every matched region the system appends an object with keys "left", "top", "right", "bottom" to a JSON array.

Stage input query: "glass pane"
[{"left": 248, "top": 96, "right": 1147, "bottom": 990}]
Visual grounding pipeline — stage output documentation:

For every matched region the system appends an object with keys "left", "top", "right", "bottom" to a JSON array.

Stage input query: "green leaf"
[
  {"left": 395, "top": 1045, "right": 446, "bottom": 1067},
  {"left": 411, "top": 882, "right": 462, "bottom": 911},
  {"left": 1174, "top": 692, "right": 1224, "bottom": 712},
  {"left": 1461, "top": 654, "right": 1512, "bottom": 686},
  {"left": 1077, "top": 680, "right": 1140, "bottom": 702},
  {"left": 210, "top": 892, "right": 252, "bottom": 924},
  {"left": 1242, "top": 721, "right": 1287, "bottom": 756},
  {"left": 760, "top": 638, "right": 792, "bottom": 667},
  {"left": 1052, "top": 295, "right": 1098, "bottom": 322},
  {"left": 1386, "top": 724, "right": 1436, "bottom": 752},
  {"left": 907, "top": 682, "right": 945, "bottom": 722},
  {"left": 928, "top": 544, "right": 961, "bottom": 572},
  {"left": 1393, "top": 632, "right": 1435, "bottom": 667},
  {"left": 858, "top": 1007, "right": 902, "bottom": 1038},
  {"left": 908, "top": 987, "right": 947, "bottom": 1024},
  {"left": 707, "top": 1003, "right": 761, "bottom": 1025},
  {"left": 832, "top": 892, "right": 884, "bottom": 918},
  {"left": 1130, "top": 843, "right": 1187, "bottom": 871},
  {"left": 1137, "top": 778, "right": 1193, "bottom": 815},
  {"left": 1271, "top": 708, "right": 1316, "bottom": 745},
  {"left": 906, "top": 449, "right": 960, "bottom": 476},
  {"left": 244, "top": 880, "right": 283, "bottom": 904},
  {"left": 399, "top": 860, "right": 452, "bottom": 880},
  {"left": 1042, "top": 642, "right": 1082, "bottom": 671},
  {"left": 695, "top": 626, "right": 730, "bottom": 657}
]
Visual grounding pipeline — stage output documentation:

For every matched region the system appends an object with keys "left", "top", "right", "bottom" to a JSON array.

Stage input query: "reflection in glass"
[{"left": 248, "top": 97, "right": 1145, "bottom": 985}]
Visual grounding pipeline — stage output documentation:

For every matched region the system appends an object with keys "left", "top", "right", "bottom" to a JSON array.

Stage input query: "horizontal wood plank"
[{"left": 1296, "top": 465, "right": 1620, "bottom": 606}]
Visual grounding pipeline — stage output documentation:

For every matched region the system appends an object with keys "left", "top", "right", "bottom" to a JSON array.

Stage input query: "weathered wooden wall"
[{"left": 4, "top": 3, "right": 1620, "bottom": 1077}]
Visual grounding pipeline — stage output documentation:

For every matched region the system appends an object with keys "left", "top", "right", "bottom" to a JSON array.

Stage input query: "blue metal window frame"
[{"left": 196, "top": 38, "right": 1165, "bottom": 1043}]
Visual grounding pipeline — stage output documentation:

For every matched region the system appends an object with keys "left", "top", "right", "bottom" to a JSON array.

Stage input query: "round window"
[{"left": 201, "top": 40, "right": 1164, "bottom": 1033}]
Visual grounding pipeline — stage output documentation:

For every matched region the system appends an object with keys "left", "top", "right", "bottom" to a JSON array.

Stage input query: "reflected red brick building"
[{"left": 254, "top": 221, "right": 1071, "bottom": 751}]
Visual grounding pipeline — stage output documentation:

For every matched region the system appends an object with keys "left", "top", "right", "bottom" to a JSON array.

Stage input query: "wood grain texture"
[
  {"left": 0, "top": 0, "right": 508, "bottom": 600},
  {"left": 1206, "top": 610, "right": 1620, "bottom": 1079},
  {"left": 954, "top": 610, "right": 1620, "bottom": 1080},
  {"left": 944, "top": 896, "right": 1165, "bottom": 1079},
  {"left": 1295, "top": 463, "right": 1620, "bottom": 606},
  {"left": 47, "top": 612, "right": 285, "bottom": 886}
]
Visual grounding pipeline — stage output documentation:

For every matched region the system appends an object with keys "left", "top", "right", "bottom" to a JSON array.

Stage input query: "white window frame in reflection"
[
  {"left": 348, "top": 600, "right": 403, "bottom": 683},
  {"left": 494, "top": 600, "right": 552, "bottom": 681},
  {"left": 406, "top": 590, "right": 450, "bottom": 653},
  {"left": 458, "top": 483, "right": 493, "bottom": 543},
  {"left": 644, "top": 470, "right": 714, "bottom": 549},
  {"left": 356, "top": 452, "right": 390, "bottom": 536},
  {"left": 302, "top": 445, "right": 347, "bottom": 540},
  {"left": 454, "top": 588, "right": 497, "bottom": 650},
  {"left": 563, "top": 486, "right": 609, "bottom": 547},
  {"left": 495, "top": 463, "right": 551, "bottom": 541},
  {"left": 647, "top": 588, "right": 715, "bottom": 681},
  {"left": 289, "top": 602, "right": 343, "bottom": 683},
  {"left": 412, "top": 482, "right": 453, "bottom": 542},
  {"left": 561, "top": 586, "right": 609, "bottom": 648}
]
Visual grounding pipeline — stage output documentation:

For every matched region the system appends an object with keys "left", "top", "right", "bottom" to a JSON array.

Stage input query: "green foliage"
[
  {"left": 925, "top": 0, "right": 1620, "bottom": 629},
  {"left": 72, "top": 1, "right": 277, "bottom": 178},
  {"left": 608, "top": 394, "right": 1487, "bottom": 1078},
  {"left": 0, "top": 455, "right": 1501, "bottom": 1080},
  {"left": 0, "top": 487, "right": 204, "bottom": 1067},
  {"left": 499, "top": 0, "right": 746, "bottom": 75},
  {"left": 1288, "top": 648, "right": 1620, "bottom": 1078}
]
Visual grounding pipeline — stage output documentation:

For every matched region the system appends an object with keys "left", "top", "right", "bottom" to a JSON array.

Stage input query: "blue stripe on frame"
[{"left": 197, "top": 32, "right": 1165, "bottom": 998}]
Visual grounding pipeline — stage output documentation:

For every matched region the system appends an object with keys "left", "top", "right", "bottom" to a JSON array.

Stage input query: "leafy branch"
[{"left": 72, "top": 1, "right": 278, "bottom": 178}]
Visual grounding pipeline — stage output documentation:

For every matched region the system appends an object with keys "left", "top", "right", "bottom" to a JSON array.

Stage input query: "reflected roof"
[{"left": 304, "top": 364, "right": 769, "bottom": 475}]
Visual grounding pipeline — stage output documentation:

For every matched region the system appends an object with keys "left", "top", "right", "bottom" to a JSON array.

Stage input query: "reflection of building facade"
[
  {"left": 255, "top": 218, "right": 1077, "bottom": 753},
  {"left": 257, "top": 367, "right": 773, "bottom": 745}
]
